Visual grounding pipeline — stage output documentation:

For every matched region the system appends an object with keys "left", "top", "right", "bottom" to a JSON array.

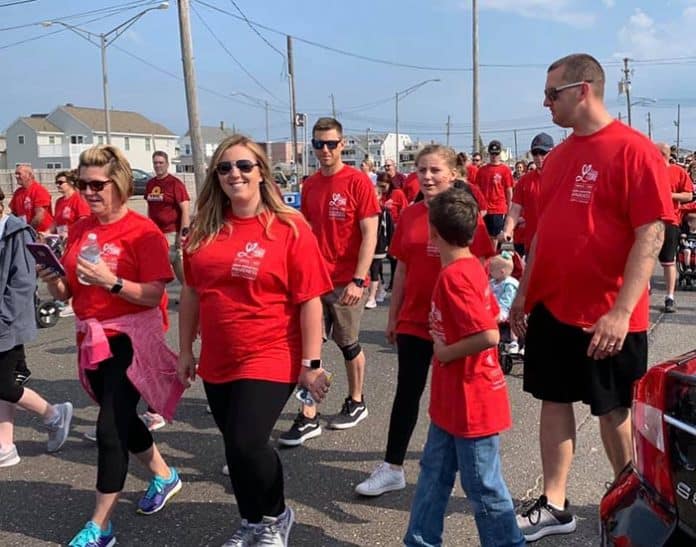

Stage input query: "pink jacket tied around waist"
[{"left": 75, "top": 307, "right": 184, "bottom": 421}]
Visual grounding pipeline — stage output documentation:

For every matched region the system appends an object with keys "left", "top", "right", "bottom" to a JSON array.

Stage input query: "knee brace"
[{"left": 340, "top": 342, "right": 362, "bottom": 362}]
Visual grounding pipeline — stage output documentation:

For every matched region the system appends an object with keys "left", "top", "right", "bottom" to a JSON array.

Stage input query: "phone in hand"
[{"left": 26, "top": 242, "right": 66, "bottom": 277}]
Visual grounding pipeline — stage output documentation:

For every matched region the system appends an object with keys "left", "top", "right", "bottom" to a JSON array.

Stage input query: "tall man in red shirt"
[
  {"left": 279, "top": 117, "right": 379, "bottom": 446},
  {"left": 475, "top": 140, "right": 514, "bottom": 247},
  {"left": 145, "top": 151, "right": 191, "bottom": 285},
  {"left": 656, "top": 142, "right": 693, "bottom": 313},
  {"left": 511, "top": 54, "right": 673, "bottom": 543},
  {"left": 9, "top": 164, "right": 53, "bottom": 232}
]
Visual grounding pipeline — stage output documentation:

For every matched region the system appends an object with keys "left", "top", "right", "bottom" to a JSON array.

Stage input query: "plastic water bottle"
[{"left": 78, "top": 233, "right": 101, "bottom": 285}]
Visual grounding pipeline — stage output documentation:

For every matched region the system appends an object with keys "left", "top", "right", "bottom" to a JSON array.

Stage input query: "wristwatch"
[
  {"left": 301, "top": 359, "right": 322, "bottom": 369},
  {"left": 352, "top": 277, "right": 365, "bottom": 288},
  {"left": 110, "top": 277, "right": 124, "bottom": 294}
]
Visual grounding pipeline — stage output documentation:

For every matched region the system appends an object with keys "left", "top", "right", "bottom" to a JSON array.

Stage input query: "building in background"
[
  {"left": 340, "top": 132, "right": 413, "bottom": 168},
  {"left": 177, "top": 122, "right": 236, "bottom": 173}
]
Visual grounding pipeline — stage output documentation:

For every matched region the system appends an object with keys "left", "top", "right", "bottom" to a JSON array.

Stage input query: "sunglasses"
[
  {"left": 215, "top": 160, "right": 259, "bottom": 175},
  {"left": 531, "top": 149, "right": 548, "bottom": 156},
  {"left": 56, "top": 179, "right": 67, "bottom": 187},
  {"left": 544, "top": 80, "right": 593, "bottom": 102},
  {"left": 77, "top": 179, "right": 112, "bottom": 192},
  {"left": 311, "top": 139, "right": 341, "bottom": 150}
]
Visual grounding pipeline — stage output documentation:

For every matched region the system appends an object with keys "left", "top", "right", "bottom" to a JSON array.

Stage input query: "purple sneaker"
[
  {"left": 137, "top": 467, "right": 182, "bottom": 515},
  {"left": 68, "top": 521, "right": 115, "bottom": 547}
]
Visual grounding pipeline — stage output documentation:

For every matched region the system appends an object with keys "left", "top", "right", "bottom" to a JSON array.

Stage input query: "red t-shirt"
[
  {"left": 389, "top": 202, "right": 495, "bottom": 340},
  {"left": 301, "top": 165, "right": 380, "bottom": 285},
  {"left": 667, "top": 164, "right": 693, "bottom": 221},
  {"left": 511, "top": 169, "right": 541, "bottom": 249},
  {"left": 429, "top": 256, "right": 511, "bottom": 438},
  {"left": 526, "top": 121, "right": 674, "bottom": 331},
  {"left": 475, "top": 164, "right": 514, "bottom": 214},
  {"left": 54, "top": 192, "right": 91, "bottom": 236},
  {"left": 183, "top": 212, "right": 333, "bottom": 384},
  {"left": 402, "top": 173, "right": 420, "bottom": 203},
  {"left": 62, "top": 210, "right": 173, "bottom": 321},
  {"left": 461, "top": 181, "right": 488, "bottom": 213},
  {"left": 380, "top": 188, "right": 409, "bottom": 224},
  {"left": 145, "top": 174, "right": 191, "bottom": 234},
  {"left": 9, "top": 181, "right": 53, "bottom": 232},
  {"left": 466, "top": 164, "right": 479, "bottom": 185}
]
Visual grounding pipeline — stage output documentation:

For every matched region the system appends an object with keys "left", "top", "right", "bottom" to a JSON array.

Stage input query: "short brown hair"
[
  {"left": 428, "top": 188, "right": 479, "bottom": 247},
  {"left": 55, "top": 170, "right": 77, "bottom": 187},
  {"left": 548, "top": 53, "right": 605, "bottom": 99},
  {"left": 312, "top": 117, "right": 343, "bottom": 137},
  {"left": 152, "top": 150, "right": 169, "bottom": 162},
  {"left": 78, "top": 145, "right": 133, "bottom": 203}
]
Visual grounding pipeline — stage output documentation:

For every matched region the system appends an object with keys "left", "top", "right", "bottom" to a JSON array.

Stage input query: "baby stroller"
[
  {"left": 34, "top": 235, "right": 63, "bottom": 328},
  {"left": 493, "top": 242, "right": 525, "bottom": 375},
  {"left": 678, "top": 209, "right": 696, "bottom": 290}
]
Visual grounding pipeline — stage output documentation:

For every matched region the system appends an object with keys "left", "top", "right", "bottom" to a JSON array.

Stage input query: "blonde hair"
[
  {"left": 78, "top": 145, "right": 133, "bottom": 203},
  {"left": 489, "top": 253, "right": 514, "bottom": 277},
  {"left": 415, "top": 144, "right": 458, "bottom": 170},
  {"left": 187, "top": 134, "right": 301, "bottom": 252}
]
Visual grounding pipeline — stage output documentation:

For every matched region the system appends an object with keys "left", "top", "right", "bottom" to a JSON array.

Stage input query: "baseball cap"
[
  {"left": 530, "top": 132, "right": 554, "bottom": 153},
  {"left": 488, "top": 140, "right": 502, "bottom": 155}
]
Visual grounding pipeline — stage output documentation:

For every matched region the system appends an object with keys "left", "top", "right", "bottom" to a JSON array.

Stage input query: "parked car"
[
  {"left": 600, "top": 349, "right": 696, "bottom": 546},
  {"left": 132, "top": 168, "right": 152, "bottom": 196}
]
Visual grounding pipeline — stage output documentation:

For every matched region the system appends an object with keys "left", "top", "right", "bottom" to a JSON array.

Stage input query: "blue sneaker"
[
  {"left": 68, "top": 521, "right": 115, "bottom": 547},
  {"left": 136, "top": 467, "right": 182, "bottom": 515}
]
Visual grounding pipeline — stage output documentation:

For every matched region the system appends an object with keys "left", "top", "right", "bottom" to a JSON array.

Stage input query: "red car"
[{"left": 600, "top": 350, "right": 696, "bottom": 546}]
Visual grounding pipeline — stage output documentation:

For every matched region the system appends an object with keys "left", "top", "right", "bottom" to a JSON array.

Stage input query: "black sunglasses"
[
  {"left": 311, "top": 139, "right": 341, "bottom": 150},
  {"left": 77, "top": 179, "right": 112, "bottom": 192},
  {"left": 531, "top": 149, "right": 548, "bottom": 156},
  {"left": 544, "top": 80, "right": 593, "bottom": 102},
  {"left": 55, "top": 179, "right": 67, "bottom": 186},
  {"left": 215, "top": 160, "right": 259, "bottom": 175}
]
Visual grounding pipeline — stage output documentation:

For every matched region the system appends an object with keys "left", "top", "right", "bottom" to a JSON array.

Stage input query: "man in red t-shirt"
[
  {"left": 655, "top": 142, "right": 694, "bottom": 313},
  {"left": 384, "top": 160, "right": 406, "bottom": 191},
  {"left": 475, "top": 140, "right": 514, "bottom": 247},
  {"left": 9, "top": 164, "right": 53, "bottom": 232},
  {"left": 500, "top": 132, "right": 555, "bottom": 256},
  {"left": 279, "top": 117, "right": 378, "bottom": 446},
  {"left": 511, "top": 54, "right": 674, "bottom": 543},
  {"left": 145, "top": 151, "right": 190, "bottom": 285}
]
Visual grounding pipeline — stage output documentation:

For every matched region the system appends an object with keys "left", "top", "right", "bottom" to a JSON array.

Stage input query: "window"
[
  {"left": 70, "top": 135, "right": 84, "bottom": 144},
  {"left": 97, "top": 136, "right": 104, "bottom": 145},
  {"left": 46, "top": 162, "right": 62, "bottom": 169},
  {"left": 145, "top": 138, "right": 151, "bottom": 152},
  {"left": 185, "top": 144, "right": 191, "bottom": 155},
  {"left": 48, "top": 136, "right": 55, "bottom": 144},
  {"left": 18, "top": 135, "right": 25, "bottom": 144},
  {"left": 124, "top": 137, "right": 130, "bottom": 151}
]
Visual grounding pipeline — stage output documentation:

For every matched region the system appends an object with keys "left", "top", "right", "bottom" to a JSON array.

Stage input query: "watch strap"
[{"left": 301, "top": 358, "right": 322, "bottom": 369}]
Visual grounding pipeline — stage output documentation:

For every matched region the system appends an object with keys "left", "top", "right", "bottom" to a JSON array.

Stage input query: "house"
[
  {"left": 0, "top": 135, "right": 6, "bottom": 169},
  {"left": 177, "top": 123, "right": 237, "bottom": 173},
  {"left": 398, "top": 141, "right": 427, "bottom": 172},
  {"left": 341, "top": 132, "right": 412, "bottom": 168},
  {"left": 4, "top": 104, "right": 177, "bottom": 171}
]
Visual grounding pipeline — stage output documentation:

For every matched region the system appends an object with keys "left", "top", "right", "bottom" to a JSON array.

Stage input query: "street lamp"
[
  {"left": 395, "top": 78, "right": 440, "bottom": 168},
  {"left": 42, "top": 2, "right": 169, "bottom": 144}
]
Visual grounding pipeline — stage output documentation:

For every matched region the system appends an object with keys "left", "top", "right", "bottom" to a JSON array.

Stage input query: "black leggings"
[
  {"left": 205, "top": 379, "right": 295, "bottom": 523},
  {"left": 369, "top": 258, "right": 383, "bottom": 282},
  {"left": 385, "top": 334, "right": 433, "bottom": 465},
  {"left": 86, "top": 334, "right": 154, "bottom": 494},
  {"left": 0, "top": 345, "right": 25, "bottom": 404}
]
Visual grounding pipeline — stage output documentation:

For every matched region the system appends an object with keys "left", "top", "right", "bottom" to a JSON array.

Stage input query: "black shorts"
[
  {"left": 484, "top": 213, "right": 505, "bottom": 237},
  {"left": 659, "top": 223, "right": 680, "bottom": 265},
  {"left": 523, "top": 304, "right": 647, "bottom": 416}
]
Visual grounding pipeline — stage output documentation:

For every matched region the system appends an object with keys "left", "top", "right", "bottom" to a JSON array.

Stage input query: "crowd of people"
[{"left": 1, "top": 51, "right": 695, "bottom": 547}]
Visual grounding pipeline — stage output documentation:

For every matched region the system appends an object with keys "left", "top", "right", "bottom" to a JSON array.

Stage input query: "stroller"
[
  {"left": 34, "top": 235, "right": 63, "bottom": 328},
  {"left": 678, "top": 208, "right": 696, "bottom": 290}
]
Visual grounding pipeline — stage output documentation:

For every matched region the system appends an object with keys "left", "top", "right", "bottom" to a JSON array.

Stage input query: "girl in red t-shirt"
[{"left": 178, "top": 135, "right": 332, "bottom": 545}]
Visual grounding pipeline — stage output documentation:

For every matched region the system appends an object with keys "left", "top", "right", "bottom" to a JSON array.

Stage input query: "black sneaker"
[
  {"left": 14, "top": 368, "right": 31, "bottom": 387},
  {"left": 664, "top": 297, "right": 676, "bottom": 313},
  {"left": 278, "top": 412, "right": 322, "bottom": 447},
  {"left": 328, "top": 397, "right": 368, "bottom": 430},
  {"left": 516, "top": 495, "right": 577, "bottom": 542}
]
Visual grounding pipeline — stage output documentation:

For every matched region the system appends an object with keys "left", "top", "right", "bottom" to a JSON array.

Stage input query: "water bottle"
[{"left": 78, "top": 233, "right": 101, "bottom": 285}]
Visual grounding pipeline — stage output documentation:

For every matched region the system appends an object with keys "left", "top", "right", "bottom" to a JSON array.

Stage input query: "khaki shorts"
[
  {"left": 321, "top": 285, "right": 368, "bottom": 347},
  {"left": 164, "top": 232, "right": 183, "bottom": 265}
]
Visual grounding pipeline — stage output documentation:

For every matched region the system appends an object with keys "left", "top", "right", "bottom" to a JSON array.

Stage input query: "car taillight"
[{"left": 632, "top": 365, "right": 676, "bottom": 506}]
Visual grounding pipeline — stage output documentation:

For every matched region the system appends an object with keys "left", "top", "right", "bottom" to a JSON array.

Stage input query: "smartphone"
[{"left": 26, "top": 242, "right": 66, "bottom": 276}]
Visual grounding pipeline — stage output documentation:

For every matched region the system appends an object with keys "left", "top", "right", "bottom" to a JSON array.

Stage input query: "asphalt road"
[{"left": 2, "top": 201, "right": 695, "bottom": 546}]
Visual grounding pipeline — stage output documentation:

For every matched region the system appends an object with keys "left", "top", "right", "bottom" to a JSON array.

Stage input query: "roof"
[
  {"left": 183, "top": 125, "right": 236, "bottom": 142},
  {"left": 59, "top": 105, "right": 175, "bottom": 136},
  {"left": 21, "top": 116, "right": 61, "bottom": 133}
]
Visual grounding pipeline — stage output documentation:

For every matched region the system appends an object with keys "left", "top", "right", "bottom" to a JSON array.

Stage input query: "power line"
[
  {"left": 228, "top": 0, "right": 285, "bottom": 60},
  {"left": 0, "top": 0, "right": 39, "bottom": 7}
]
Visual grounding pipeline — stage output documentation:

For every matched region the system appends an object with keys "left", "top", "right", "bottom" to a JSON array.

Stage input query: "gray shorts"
[
  {"left": 321, "top": 285, "right": 368, "bottom": 347},
  {"left": 164, "top": 232, "right": 182, "bottom": 265}
]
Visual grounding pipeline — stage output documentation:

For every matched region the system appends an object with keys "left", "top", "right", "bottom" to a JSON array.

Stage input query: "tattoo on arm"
[{"left": 647, "top": 221, "right": 665, "bottom": 259}]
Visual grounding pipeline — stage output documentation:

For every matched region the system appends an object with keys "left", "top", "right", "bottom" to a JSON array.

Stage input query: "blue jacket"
[{"left": 0, "top": 214, "right": 37, "bottom": 352}]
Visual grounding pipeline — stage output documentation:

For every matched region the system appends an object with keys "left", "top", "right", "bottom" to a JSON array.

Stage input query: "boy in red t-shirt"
[{"left": 404, "top": 188, "right": 523, "bottom": 547}]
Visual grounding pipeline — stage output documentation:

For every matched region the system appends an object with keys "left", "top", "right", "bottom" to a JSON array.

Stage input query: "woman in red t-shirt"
[
  {"left": 177, "top": 135, "right": 333, "bottom": 545},
  {"left": 39, "top": 145, "right": 182, "bottom": 546},
  {"left": 378, "top": 172, "right": 408, "bottom": 291},
  {"left": 52, "top": 170, "right": 90, "bottom": 240}
]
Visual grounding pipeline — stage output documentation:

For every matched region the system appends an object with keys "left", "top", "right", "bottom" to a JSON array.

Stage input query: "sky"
[{"left": 1, "top": 0, "right": 696, "bottom": 154}]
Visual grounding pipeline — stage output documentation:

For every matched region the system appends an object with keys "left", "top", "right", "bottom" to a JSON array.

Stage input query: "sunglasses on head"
[
  {"left": 215, "top": 160, "right": 259, "bottom": 175},
  {"left": 544, "top": 80, "right": 593, "bottom": 102},
  {"left": 311, "top": 138, "right": 341, "bottom": 150},
  {"left": 77, "top": 179, "right": 112, "bottom": 192}
]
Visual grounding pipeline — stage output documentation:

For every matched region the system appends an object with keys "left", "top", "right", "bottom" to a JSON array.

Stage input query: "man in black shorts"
[{"left": 510, "top": 53, "right": 674, "bottom": 543}]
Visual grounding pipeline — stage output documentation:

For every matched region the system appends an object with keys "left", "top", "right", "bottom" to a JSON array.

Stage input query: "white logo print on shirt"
[
  {"left": 101, "top": 242, "right": 122, "bottom": 273},
  {"left": 232, "top": 241, "right": 266, "bottom": 280},
  {"left": 328, "top": 192, "right": 347, "bottom": 220},
  {"left": 570, "top": 164, "right": 599, "bottom": 204}
]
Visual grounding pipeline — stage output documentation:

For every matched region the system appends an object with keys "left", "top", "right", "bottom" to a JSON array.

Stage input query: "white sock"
[
  {"left": 548, "top": 501, "right": 565, "bottom": 511},
  {"left": 667, "top": 294, "right": 674, "bottom": 300}
]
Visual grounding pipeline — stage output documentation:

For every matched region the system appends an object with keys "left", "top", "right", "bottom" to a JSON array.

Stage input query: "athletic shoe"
[
  {"left": 328, "top": 397, "right": 368, "bottom": 430},
  {"left": 508, "top": 341, "right": 520, "bottom": 354},
  {"left": 141, "top": 411, "right": 166, "bottom": 432},
  {"left": 375, "top": 287, "right": 387, "bottom": 303},
  {"left": 46, "top": 402, "right": 73, "bottom": 453},
  {"left": 253, "top": 506, "right": 294, "bottom": 547},
  {"left": 278, "top": 412, "right": 322, "bottom": 447},
  {"left": 516, "top": 495, "right": 577, "bottom": 542},
  {"left": 222, "top": 464, "right": 230, "bottom": 476},
  {"left": 68, "top": 521, "right": 116, "bottom": 547},
  {"left": 13, "top": 368, "right": 31, "bottom": 386},
  {"left": 664, "top": 297, "right": 676, "bottom": 313},
  {"left": 355, "top": 462, "right": 406, "bottom": 496},
  {"left": 59, "top": 304, "right": 75, "bottom": 318},
  {"left": 222, "top": 519, "right": 256, "bottom": 546},
  {"left": 364, "top": 299, "right": 377, "bottom": 309},
  {"left": 136, "top": 467, "right": 182, "bottom": 515},
  {"left": 0, "top": 444, "right": 20, "bottom": 468},
  {"left": 84, "top": 427, "right": 97, "bottom": 442}
]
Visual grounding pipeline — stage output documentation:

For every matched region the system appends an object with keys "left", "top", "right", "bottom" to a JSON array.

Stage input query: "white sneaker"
[
  {"left": 58, "top": 303, "right": 74, "bottom": 318},
  {"left": 84, "top": 426, "right": 97, "bottom": 442},
  {"left": 365, "top": 299, "right": 377, "bottom": 309},
  {"left": 355, "top": 462, "right": 406, "bottom": 496},
  {"left": 375, "top": 288, "right": 387, "bottom": 303},
  {"left": 0, "top": 444, "right": 20, "bottom": 467},
  {"left": 46, "top": 402, "right": 73, "bottom": 453}
]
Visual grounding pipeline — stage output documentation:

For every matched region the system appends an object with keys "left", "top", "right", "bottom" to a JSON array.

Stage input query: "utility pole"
[
  {"left": 445, "top": 115, "right": 451, "bottom": 146},
  {"left": 287, "top": 36, "right": 298, "bottom": 177},
  {"left": 513, "top": 129, "right": 518, "bottom": 160},
  {"left": 472, "top": 0, "right": 480, "bottom": 153},
  {"left": 620, "top": 57, "right": 632, "bottom": 127},
  {"left": 647, "top": 112, "right": 652, "bottom": 140},
  {"left": 618, "top": 112, "right": 622, "bottom": 122},
  {"left": 265, "top": 100, "right": 271, "bottom": 164},
  {"left": 330, "top": 93, "right": 337, "bottom": 118},
  {"left": 365, "top": 127, "right": 371, "bottom": 160},
  {"left": 675, "top": 103, "right": 681, "bottom": 158},
  {"left": 395, "top": 91, "right": 399, "bottom": 167},
  {"left": 177, "top": 0, "right": 206, "bottom": 194}
]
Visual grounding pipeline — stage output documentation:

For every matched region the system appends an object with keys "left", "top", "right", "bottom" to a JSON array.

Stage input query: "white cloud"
[
  {"left": 475, "top": 0, "right": 597, "bottom": 28},
  {"left": 616, "top": 7, "right": 696, "bottom": 59}
]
